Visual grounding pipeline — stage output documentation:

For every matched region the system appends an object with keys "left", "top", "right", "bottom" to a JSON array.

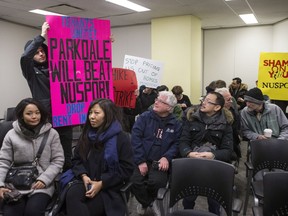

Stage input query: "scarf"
[
  {"left": 88, "top": 121, "right": 122, "bottom": 173},
  {"left": 19, "top": 121, "right": 43, "bottom": 139}
]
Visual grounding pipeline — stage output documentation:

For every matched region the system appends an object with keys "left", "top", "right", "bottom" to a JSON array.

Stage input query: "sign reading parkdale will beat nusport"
[
  {"left": 258, "top": 52, "right": 288, "bottom": 101},
  {"left": 46, "top": 15, "right": 113, "bottom": 127}
]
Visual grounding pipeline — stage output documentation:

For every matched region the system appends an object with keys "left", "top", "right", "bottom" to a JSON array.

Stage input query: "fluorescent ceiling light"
[
  {"left": 105, "top": 0, "right": 150, "bottom": 12},
  {"left": 29, "top": 9, "right": 65, "bottom": 16},
  {"left": 239, "top": 14, "right": 258, "bottom": 24}
]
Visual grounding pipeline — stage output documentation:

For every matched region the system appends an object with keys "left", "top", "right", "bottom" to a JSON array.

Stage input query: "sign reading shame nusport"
[
  {"left": 46, "top": 16, "right": 113, "bottom": 127},
  {"left": 258, "top": 52, "right": 288, "bottom": 100}
]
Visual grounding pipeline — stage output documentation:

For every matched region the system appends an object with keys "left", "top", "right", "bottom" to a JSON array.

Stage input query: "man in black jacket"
[
  {"left": 20, "top": 22, "right": 72, "bottom": 171},
  {"left": 179, "top": 91, "right": 233, "bottom": 215}
]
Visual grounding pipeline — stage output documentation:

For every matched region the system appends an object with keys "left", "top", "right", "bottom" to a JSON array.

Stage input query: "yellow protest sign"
[{"left": 258, "top": 52, "right": 288, "bottom": 100}]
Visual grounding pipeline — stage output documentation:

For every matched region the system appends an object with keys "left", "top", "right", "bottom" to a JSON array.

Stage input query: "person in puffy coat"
[
  {"left": 179, "top": 91, "right": 233, "bottom": 215},
  {"left": 0, "top": 98, "right": 64, "bottom": 216},
  {"left": 130, "top": 91, "right": 182, "bottom": 216}
]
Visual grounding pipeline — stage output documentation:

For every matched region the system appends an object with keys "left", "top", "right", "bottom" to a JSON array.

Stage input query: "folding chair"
[
  {"left": 158, "top": 158, "right": 242, "bottom": 216},
  {"left": 243, "top": 139, "right": 288, "bottom": 215},
  {"left": 252, "top": 172, "right": 288, "bottom": 216}
]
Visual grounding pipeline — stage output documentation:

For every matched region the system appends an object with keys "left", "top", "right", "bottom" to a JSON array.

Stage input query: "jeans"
[{"left": 130, "top": 162, "right": 168, "bottom": 208}]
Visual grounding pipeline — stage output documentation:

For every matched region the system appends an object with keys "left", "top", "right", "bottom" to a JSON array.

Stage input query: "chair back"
[
  {"left": 4, "top": 107, "right": 16, "bottom": 121},
  {"left": 250, "top": 139, "right": 288, "bottom": 176},
  {"left": 0, "top": 121, "right": 13, "bottom": 148},
  {"left": 169, "top": 158, "right": 235, "bottom": 216},
  {"left": 263, "top": 172, "right": 288, "bottom": 216}
]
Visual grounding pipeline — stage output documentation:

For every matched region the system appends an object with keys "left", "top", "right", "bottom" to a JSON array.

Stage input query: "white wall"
[
  {"left": 272, "top": 19, "right": 288, "bottom": 51},
  {"left": 203, "top": 19, "right": 288, "bottom": 94},
  {"left": 111, "top": 25, "right": 151, "bottom": 67},
  {"left": 0, "top": 21, "right": 38, "bottom": 116},
  {"left": 203, "top": 26, "right": 273, "bottom": 93}
]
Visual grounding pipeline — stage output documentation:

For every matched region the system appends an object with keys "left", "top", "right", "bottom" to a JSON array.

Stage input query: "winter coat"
[
  {"left": 179, "top": 109, "right": 233, "bottom": 162},
  {"left": 229, "top": 83, "right": 248, "bottom": 110},
  {"left": 0, "top": 121, "right": 64, "bottom": 197},
  {"left": 241, "top": 102, "right": 288, "bottom": 140},
  {"left": 71, "top": 131, "right": 134, "bottom": 216},
  {"left": 20, "top": 35, "right": 51, "bottom": 112},
  {"left": 131, "top": 110, "right": 182, "bottom": 166}
]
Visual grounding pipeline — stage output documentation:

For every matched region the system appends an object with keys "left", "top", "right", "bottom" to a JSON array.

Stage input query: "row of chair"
[
  {"left": 1, "top": 107, "right": 288, "bottom": 215},
  {"left": 243, "top": 138, "right": 288, "bottom": 216},
  {"left": 120, "top": 139, "right": 288, "bottom": 216}
]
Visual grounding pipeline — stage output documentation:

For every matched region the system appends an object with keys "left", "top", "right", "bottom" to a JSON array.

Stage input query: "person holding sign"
[
  {"left": 130, "top": 91, "right": 182, "bottom": 216},
  {"left": 65, "top": 98, "right": 134, "bottom": 216},
  {"left": 139, "top": 86, "right": 158, "bottom": 113},
  {"left": 20, "top": 22, "right": 73, "bottom": 171}
]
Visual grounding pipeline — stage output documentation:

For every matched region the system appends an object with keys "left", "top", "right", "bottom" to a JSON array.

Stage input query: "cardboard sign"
[
  {"left": 112, "top": 68, "right": 138, "bottom": 108},
  {"left": 46, "top": 15, "right": 113, "bottom": 127},
  {"left": 258, "top": 52, "right": 288, "bottom": 100},
  {"left": 123, "top": 55, "right": 163, "bottom": 88}
]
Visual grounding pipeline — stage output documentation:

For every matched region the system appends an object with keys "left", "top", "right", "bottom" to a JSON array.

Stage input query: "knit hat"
[{"left": 244, "top": 87, "right": 264, "bottom": 104}]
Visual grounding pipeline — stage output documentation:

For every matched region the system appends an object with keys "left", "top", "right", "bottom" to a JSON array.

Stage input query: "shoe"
[
  {"left": 151, "top": 201, "right": 161, "bottom": 216},
  {"left": 136, "top": 203, "right": 147, "bottom": 215}
]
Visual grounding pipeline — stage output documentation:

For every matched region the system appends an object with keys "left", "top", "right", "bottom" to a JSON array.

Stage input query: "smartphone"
[{"left": 87, "top": 184, "right": 92, "bottom": 191}]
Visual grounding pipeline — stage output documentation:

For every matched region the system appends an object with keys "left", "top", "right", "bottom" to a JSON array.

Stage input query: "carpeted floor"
[{"left": 128, "top": 140, "right": 254, "bottom": 216}]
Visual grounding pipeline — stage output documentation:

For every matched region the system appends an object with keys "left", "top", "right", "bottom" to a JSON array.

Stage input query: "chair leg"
[
  {"left": 243, "top": 170, "right": 253, "bottom": 215},
  {"left": 120, "top": 182, "right": 133, "bottom": 216},
  {"left": 246, "top": 141, "right": 251, "bottom": 178}
]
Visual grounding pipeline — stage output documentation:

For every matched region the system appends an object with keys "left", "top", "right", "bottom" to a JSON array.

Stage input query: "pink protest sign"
[{"left": 46, "top": 16, "right": 113, "bottom": 127}]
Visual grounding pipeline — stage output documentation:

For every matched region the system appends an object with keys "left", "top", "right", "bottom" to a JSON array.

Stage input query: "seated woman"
[
  {"left": 0, "top": 98, "right": 64, "bottom": 216},
  {"left": 65, "top": 98, "right": 134, "bottom": 216},
  {"left": 171, "top": 85, "right": 192, "bottom": 111}
]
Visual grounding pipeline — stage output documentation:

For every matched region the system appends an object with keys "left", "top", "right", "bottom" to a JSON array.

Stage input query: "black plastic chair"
[
  {"left": 252, "top": 172, "right": 288, "bottom": 216},
  {"left": 0, "top": 121, "right": 13, "bottom": 148},
  {"left": 158, "top": 158, "right": 242, "bottom": 216},
  {"left": 243, "top": 139, "right": 288, "bottom": 215}
]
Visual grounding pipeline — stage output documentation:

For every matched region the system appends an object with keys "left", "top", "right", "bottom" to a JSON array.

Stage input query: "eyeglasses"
[
  {"left": 200, "top": 98, "right": 219, "bottom": 106},
  {"left": 155, "top": 98, "right": 170, "bottom": 106},
  {"left": 225, "top": 97, "right": 233, "bottom": 103}
]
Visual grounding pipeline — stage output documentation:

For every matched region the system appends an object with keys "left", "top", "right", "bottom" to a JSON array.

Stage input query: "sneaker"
[
  {"left": 136, "top": 203, "right": 147, "bottom": 215},
  {"left": 151, "top": 201, "right": 161, "bottom": 216}
]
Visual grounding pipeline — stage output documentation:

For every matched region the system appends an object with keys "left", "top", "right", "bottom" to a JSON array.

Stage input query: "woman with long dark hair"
[
  {"left": 0, "top": 98, "right": 64, "bottom": 216},
  {"left": 65, "top": 98, "right": 134, "bottom": 216}
]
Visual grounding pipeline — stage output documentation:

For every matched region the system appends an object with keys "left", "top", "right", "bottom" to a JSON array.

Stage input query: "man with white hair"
[
  {"left": 215, "top": 87, "right": 242, "bottom": 161},
  {"left": 130, "top": 91, "right": 182, "bottom": 216}
]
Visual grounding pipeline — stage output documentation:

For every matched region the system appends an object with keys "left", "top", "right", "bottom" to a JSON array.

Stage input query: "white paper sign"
[{"left": 123, "top": 55, "right": 163, "bottom": 88}]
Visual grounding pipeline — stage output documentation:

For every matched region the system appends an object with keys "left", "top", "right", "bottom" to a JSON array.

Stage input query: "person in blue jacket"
[{"left": 130, "top": 91, "right": 182, "bottom": 216}]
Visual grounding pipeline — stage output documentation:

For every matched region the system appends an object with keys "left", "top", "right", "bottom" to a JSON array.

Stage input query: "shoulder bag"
[{"left": 5, "top": 130, "right": 50, "bottom": 190}]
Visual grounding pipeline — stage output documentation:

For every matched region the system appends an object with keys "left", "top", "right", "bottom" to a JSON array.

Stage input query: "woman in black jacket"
[{"left": 65, "top": 98, "right": 134, "bottom": 216}]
